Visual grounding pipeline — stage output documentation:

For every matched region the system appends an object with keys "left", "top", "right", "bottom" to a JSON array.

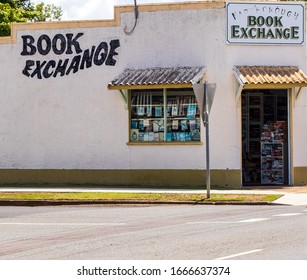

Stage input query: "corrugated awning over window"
[
  {"left": 108, "top": 66, "right": 206, "bottom": 90},
  {"left": 233, "top": 66, "right": 307, "bottom": 89}
]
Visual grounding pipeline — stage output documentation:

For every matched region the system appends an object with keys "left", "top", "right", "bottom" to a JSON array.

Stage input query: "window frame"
[{"left": 128, "top": 88, "right": 202, "bottom": 145}]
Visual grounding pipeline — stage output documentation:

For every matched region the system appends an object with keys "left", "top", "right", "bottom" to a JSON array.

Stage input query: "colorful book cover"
[
  {"left": 187, "top": 104, "right": 196, "bottom": 119},
  {"left": 189, "top": 119, "right": 196, "bottom": 130},
  {"left": 180, "top": 120, "right": 187, "bottom": 131},
  {"left": 172, "top": 132, "right": 177, "bottom": 141},
  {"left": 149, "top": 132, "right": 155, "bottom": 141},
  {"left": 131, "top": 120, "right": 138, "bottom": 129},
  {"left": 144, "top": 119, "right": 150, "bottom": 127},
  {"left": 196, "top": 118, "right": 200, "bottom": 128},
  {"left": 159, "top": 132, "right": 164, "bottom": 141},
  {"left": 137, "top": 106, "right": 145, "bottom": 116},
  {"left": 172, "top": 120, "right": 179, "bottom": 130},
  {"left": 137, "top": 132, "right": 144, "bottom": 142},
  {"left": 144, "top": 132, "right": 149, "bottom": 142},
  {"left": 155, "top": 106, "right": 162, "bottom": 117},
  {"left": 147, "top": 106, "right": 152, "bottom": 117},
  {"left": 130, "top": 129, "right": 138, "bottom": 141},
  {"left": 185, "top": 132, "right": 191, "bottom": 141},
  {"left": 153, "top": 120, "right": 164, "bottom": 132},
  {"left": 172, "top": 105, "right": 178, "bottom": 116},
  {"left": 166, "top": 133, "right": 172, "bottom": 141},
  {"left": 191, "top": 129, "right": 200, "bottom": 141},
  {"left": 139, "top": 120, "right": 144, "bottom": 130},
  {"left": 179, "top": 132, "right": 186, "bottom": 141}
]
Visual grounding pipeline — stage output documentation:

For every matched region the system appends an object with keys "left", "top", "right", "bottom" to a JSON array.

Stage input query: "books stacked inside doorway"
[{"left": 260, "top": 121, "right": 286, "bottom": 185}]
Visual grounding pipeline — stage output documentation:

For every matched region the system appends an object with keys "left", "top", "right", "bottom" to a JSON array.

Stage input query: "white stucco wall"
[{"left": 0, "top": 2, "right": 307, "bottom": 171}]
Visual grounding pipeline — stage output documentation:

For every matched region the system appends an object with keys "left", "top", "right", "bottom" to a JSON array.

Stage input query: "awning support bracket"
[
  {"left": 233, "top": 67, "right": 245, "bottom": 107},
  {"left": 236, "top": 84, "right": 244, "bottom": 106},
  {"left": 295, "top": 87, "right": 303, "bottom": 100},
  {"left": 119, "top": 89, "right": 128, "bottom": 108}
]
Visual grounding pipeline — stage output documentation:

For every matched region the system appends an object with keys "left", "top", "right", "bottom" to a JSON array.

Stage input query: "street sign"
[
  {"left": 206, "top": 83, "right": 216, "bottom": 114},
  {"left": 192, "top": 82, "right": 216, "bottom": 198},
  {"left": 192, "top": 83, "right": 206, "bottom": 121},
  {"left": 192, "top": 82, "right": 216, "bottom": 123}
]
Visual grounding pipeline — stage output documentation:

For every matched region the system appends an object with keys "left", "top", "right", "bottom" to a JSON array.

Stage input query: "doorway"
[{"left": 241, "top": 89, "right": 289, "bottom": 186}]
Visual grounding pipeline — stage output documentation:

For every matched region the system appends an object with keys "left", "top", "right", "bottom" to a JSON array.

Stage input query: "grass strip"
[{"left": 0, "top": 192, "right": 282, "bottom": 203}]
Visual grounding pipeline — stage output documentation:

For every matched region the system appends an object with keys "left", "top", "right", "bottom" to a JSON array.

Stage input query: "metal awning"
[
  {"left": 108, "top": 66, "right": 206, "bottom": 90},
  {"left": 233, "top": 65, "right": 307, "bottom": 102}
]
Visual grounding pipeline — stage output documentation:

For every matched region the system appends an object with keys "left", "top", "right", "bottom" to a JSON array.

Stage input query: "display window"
[{"left": 129, "top": 88, "right": 201, "bottom": 143}]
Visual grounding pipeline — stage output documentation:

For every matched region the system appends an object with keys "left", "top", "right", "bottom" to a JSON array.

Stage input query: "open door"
[{"left": 241, "top": 89, "right": 289, "bottom": 186}]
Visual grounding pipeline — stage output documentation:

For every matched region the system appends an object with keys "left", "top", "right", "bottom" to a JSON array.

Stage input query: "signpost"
[{"left": 193, "top": 82, "right": 216, "bottom": 198}]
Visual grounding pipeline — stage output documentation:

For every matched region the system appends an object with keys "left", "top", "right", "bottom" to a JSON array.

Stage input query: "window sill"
[{"left": 127, "top": 141, "right": 203, "bottom": 146}]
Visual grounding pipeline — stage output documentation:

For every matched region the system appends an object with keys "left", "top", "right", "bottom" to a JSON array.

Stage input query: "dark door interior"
[{"left": 242, "top": 89, "right": 288, "bottom": 186}]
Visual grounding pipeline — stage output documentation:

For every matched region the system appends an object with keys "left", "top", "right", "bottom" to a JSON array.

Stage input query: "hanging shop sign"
[
  {"left": 226, "top": 2, "right": 305, "bottom": 45},
  {"left": 20, "top": 32, "right": 120, "bottom": 79}
]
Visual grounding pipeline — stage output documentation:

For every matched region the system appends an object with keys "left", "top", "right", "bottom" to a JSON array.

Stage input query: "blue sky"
[{"left": 31, "top": 0, "right": 198, "bottom": 21}]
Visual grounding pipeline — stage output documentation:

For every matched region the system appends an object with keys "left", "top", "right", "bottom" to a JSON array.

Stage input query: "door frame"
[{"left": 240, "top": 88, "right": 293, "bottom": 186}]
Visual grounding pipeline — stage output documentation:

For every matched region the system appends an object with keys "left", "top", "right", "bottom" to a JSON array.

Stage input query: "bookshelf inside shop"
[
  {"left": 242, "top": 93, "right": 262, "bottom": 183},
  {"left": 130, "top": 89, "right": 200, "bottom": 142},
  {"left": 260, "top": 121, "right": 286, "bottom": 185},
  {"left": 242, "top": 90, "right": 288, "bottom": 185}
]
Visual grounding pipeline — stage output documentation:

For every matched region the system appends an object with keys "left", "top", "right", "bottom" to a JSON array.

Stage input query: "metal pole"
[
  {"left": 204, "top": 83, "right": 210, "bottom": 199},
  {"left": 205, "top": 110, "right": 210, "bottom": 198}
]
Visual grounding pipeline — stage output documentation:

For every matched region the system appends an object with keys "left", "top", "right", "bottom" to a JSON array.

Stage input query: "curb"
[{"left": 0, "top": 200, "right": 273, "bottom": 206}]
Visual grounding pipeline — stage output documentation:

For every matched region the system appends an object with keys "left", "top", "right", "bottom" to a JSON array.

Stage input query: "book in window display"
[
  {"left": 153, "top": 120, "right": 164, "bottom": 132},
  {"left": 171, "top": 104, "right": 178, "bottom": 116},
  {"left": 144, "top": 119, "right": 153, "bottom": 132},
  {"left": 131, "top": 129, "right": 138, "bottom": 141},
  {"left": 137, "top": 106, "right": 145, "bottom": 116},
  {"left": 180, "top": 119, "right": 188, "bottom": 131},
  {"left": 159, "top": 132, "right": 164, "bottom": 141},
  {"left": 172, "top": 132, "right": 177, "bottom": 141},
  {"left": 187, "top": 104, "right": 196, "bottom": 119},
  {"left": 179, "top": 132, "right": 186, "bottom": 141},
  {"left": 131, "top": 120, "right": 138, "bottom": 129},
  {"left": 148, "top": 132, "right": 154, "bottom": 141},
  {"left": 137, "top": 132, "right": 145, "bottom": 142},
  {"left": 146, "top": 94, "right": 152, "bottom": 117},
  {"left": 196, "top": 118, "right": 200, "bottom": 129},
  {"left": 185, "top": 132, "right": 191, "bottom": 141},
  {"left": 154, "top": 133, "right": 160, "bottom": 142},
  {"left": 191, "top": 129, "right": 200, "bottom": 141},
  {"left": 189, "top": 119, "right": 196, "bottom": 130},
  {"left": 155, "top": 106, "right": 162, "bottom": 117},
  {"left": 178, "top": 97, "right": 184, "bottom": 116},
  {"left": 172, "top": 119, "right": 179, "bottom": 130},
  {"left": 144, "top": 132, "right": 149, "bottom": 142},
  {"left": 136, "top": 94, "right": 145, "bottom": 116},
  {"left": 166, "top": 132, "right": 172, "bottom": 141},
  {"left": 138, "top": 120, "right": 144, "bottom": 131}
]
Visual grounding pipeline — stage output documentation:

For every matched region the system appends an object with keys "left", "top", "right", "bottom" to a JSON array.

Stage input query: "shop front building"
[{"left": 1, "top": 1, "right": 307, "bottom": 187}]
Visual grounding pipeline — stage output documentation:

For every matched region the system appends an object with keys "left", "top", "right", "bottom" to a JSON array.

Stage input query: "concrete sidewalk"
[{"left": 0, "top": 185, "right": 307, "bottom": 206}]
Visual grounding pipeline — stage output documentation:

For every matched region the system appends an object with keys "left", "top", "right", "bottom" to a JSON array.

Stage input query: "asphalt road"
[{"left": 0, "top": 204, "right": 306, "bottom": 260}]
